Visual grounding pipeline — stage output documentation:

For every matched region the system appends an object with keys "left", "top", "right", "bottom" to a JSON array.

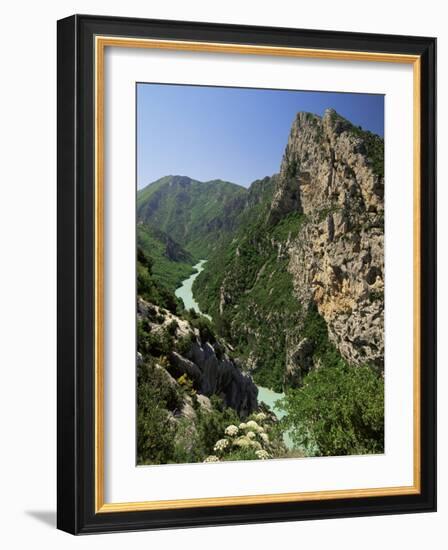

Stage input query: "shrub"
[
  {"left": 166, "top": 320, "right": 178, "bottom": 336},
  {"left": 188, "top": 308, "right": 199, "bottom": 320},
  {"left": 177, "top": 373, "right": 196, "bottom": 397},
  {"left": 170, "top": 396, "right": 241, "bottom": 464},
  {"left": 301, "top": 304, "right": 347, "bottom": 370},
  {"left": 137, "top": 247, "right": 180, "bottom": 313},
  {"left": 193, "top": 401, "right": 240, "bottom": 458},
  {"left": 175, "top": 333, "right": 195, "bottom": 356},
  {"left": 286, "top": 159, "right": 299, "bottom": 179},
  {"left": 280, "top": 363, "right": 384, "bottom": 457},
  {"left": 137, "top": 321, "right": 174, "bottom": 357},
  {"left": 350, "top": 126, "right": 384, "bottom": 178},
  {"left": 191, "top": 317, "right": 216, "bottom": 344},
  {"left": 137, "top": 362, "right": 182, "bottom": 464},
  {"left": 203, "top": 410, "right": 286, "bottom": 463}
]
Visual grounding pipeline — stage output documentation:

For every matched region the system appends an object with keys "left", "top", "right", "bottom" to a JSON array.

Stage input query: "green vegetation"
[
  {"left": 137, "top": 247, "right": 182, "bottom": 314},
  {"left": 135, "top": 267, "right": 271, "bottom": 465},
  {"left": 137, "top": 175, "right": 248, "bottom": 258},
  {"left": 135, "top": 108, "right": 385, "bottom": 464},
  {"left": 137, "top": 319, "right": 174, "bottom": 357},
  {"left": 194, "top": 197, "right": 306, "bottom": 391},
  {"left": 280, "top": 363, "right": 384, "bottom": 456},
  {"left": 137, "top": 224, "right": 194, "bottom": 292},
  {"left": 137, "top": 356, "right": 250, "bottom": 465},
  {"left": 300, "top": 304, "right": 348, "bottom": 370},
  {"left": 352, "top": 126, "right": 384, "bottom": 179},
  {"left": 286, "top": 159, "right": 299, "bottom": 179},
  {"left": 135, "top": 271, "right": 249, "bottom": 465},
  {"left": 172, "top": 396, "right": 241, "bottom": 464},
  {"left": 202, "top": 411, "right": 286, "bottom": 463},
  {"left": 137, "top": 361, "right": 182, "bottom": 465}
]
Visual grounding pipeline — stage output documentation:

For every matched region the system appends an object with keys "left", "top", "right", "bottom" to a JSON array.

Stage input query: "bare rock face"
[
  {"left": 190, "top": 341, "right": 258, "bottom": 416},
  {"left": 271, "top": 109, "right": 384, "bottom": 369}
]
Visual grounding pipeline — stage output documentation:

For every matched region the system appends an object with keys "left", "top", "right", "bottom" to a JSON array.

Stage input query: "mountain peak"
[
  {"left": 167, "top": 175, "right": 195, "bottom": 187},
  {"left": 136, "top": 174, "right": 248, "bottom": 257},
  {"left": 323, "top": 107, "right": 337, "bottom": 117}
]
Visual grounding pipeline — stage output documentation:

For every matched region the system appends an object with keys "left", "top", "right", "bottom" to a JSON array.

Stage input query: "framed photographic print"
[{"left": 57, "top": 14, "right": 436, "bottom": 534}]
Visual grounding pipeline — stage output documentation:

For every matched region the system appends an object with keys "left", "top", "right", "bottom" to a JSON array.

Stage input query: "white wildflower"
[
  {"left": 204, "top": 455, "right": 220, "bottom": 463},
  {"left": 213, "top": 439, "right": 229, "bottom": 452},
  {"left": 245, "top": 420, "right": 260, "bottom": 430},
  {"left": 238, "top": 422, "right": 247, "bottom": 430},
  {"left": 255, "top": 450, "right": 270, "bottom": 460},
  {"left": 233, "top": 436, "right": 252, "bottom": 448},
  {"left": 246, "top": 431, "right": 256, "bottom": 439},
  {"left": 224, "top": 425, "right": 239, "bottom": 437},
  {"left": 246, "top": 419, "right": 264, "bottom": 433},
  {"left": 255, "top": 412, "right": 267, "bottom": 422},
  {"left": 260, "top": 432, "right": 269, "bottom": 444}
]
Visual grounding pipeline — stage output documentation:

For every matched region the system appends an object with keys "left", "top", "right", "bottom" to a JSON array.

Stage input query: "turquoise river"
[{"left": 175, "top": 261, "right": 294, "bottom": 450}]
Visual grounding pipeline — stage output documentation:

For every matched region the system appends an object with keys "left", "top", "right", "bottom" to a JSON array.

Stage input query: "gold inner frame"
[{"left": 94, "top": 36, "right": 422, "bottom": 513}]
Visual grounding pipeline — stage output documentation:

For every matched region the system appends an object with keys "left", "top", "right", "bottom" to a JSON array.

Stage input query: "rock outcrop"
[
  {"left": 271, "top": 109, "right": 384, "bottom": 369},
  {"left": 137, "top": 297, "right": 258, "bottom": 416}
]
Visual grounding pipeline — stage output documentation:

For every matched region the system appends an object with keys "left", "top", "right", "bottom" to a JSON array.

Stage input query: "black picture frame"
[{"left": 57, "top": 14, "right": 436, "bottom": 534}]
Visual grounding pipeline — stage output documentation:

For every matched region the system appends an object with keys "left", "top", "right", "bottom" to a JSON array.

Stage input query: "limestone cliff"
[{"left": 272, "top": 109, "right": 384, "bottom": 372}]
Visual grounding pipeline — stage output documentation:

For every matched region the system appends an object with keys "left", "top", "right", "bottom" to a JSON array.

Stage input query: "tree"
[{"left": 280, "top": 364, "right": 384, "bottom": 456}]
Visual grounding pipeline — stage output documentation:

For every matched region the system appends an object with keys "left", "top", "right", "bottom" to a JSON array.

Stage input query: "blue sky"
[{"left": 137, "top": 83, "right": 384, "bottom": 189}]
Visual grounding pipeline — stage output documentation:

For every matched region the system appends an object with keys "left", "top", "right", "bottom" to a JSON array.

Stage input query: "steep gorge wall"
[{"left": 272, "top": 109, "right": 384, "bottom": 371}]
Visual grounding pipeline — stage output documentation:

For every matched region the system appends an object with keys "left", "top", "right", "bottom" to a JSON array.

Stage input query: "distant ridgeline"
[
  {"left": 136, "top": 108, "right": 385, "bottom": 463},
  {"left": 137, "top": 175, "right": 248, "bottom": 259}
]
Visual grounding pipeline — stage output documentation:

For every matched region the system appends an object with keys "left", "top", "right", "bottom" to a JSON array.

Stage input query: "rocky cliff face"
[
  {"left": 272, "top": 109, "right": 384, "bottom": 371},
  {"left": 138, "top": 297, "right": 258, "bottom": 416}
]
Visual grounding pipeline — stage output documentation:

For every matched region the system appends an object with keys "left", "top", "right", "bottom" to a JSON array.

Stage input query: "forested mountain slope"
[{"left": 137, "top": 175, "right": 248, "bottom": 258}]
